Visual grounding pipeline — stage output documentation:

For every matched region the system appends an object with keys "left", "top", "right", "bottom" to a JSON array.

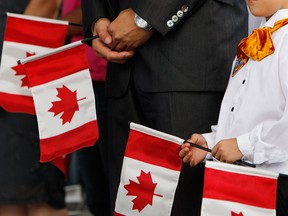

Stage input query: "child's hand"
[
  {"left": 212, "top": 138, "right": 243, "bottom": 163},
  {"left": 179, "top": 133, "right": 208, "bottom": 167}
]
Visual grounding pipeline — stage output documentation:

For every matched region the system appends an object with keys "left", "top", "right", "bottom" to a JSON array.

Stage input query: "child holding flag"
[{"left": 179, "top": 1, "right": 288, "bottom": 215}]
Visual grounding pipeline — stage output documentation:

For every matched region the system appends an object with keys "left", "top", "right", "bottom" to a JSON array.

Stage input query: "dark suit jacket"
[
  {"left": 81, "top": 2, "right": 248, "bottom": 215},
  {"left": 82, "top": 0, "right": 248, "bottom": 97}
]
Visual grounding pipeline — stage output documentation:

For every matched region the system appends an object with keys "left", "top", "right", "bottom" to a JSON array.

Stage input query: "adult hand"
[
  {"left": 92, "top": 18, "right": 134, "bottom": 64},
  {"left": 212, "top": 138, "right": 243, "bottom": 163},
  {"left": 108, "top": 8, "right": 154, "bottom": 51},
  {"left": 179, "top": 134, "right": 208, "bottom": 167}
]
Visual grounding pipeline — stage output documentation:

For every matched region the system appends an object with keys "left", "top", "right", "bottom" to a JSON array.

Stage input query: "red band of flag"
[
  {"left": 5, "top": 15, "right": 67, "bottom": 48},
  {"left": 203, "top": 167, "right": 277, "bottom": 209},
  {"left": 25, "top": 45, "right": 88, "bottom": 87},
  {"left": 125, "top": 130, "right": 182, "bottom": 171},
  {"left": 40, "top": 120, "right": 98, "bottom": 162},
  {"left": 114, "top": 213, "right": 125, "bottom": 216},
  {"left": 0, "top": 92, "right": 35, "bottom": 114}
]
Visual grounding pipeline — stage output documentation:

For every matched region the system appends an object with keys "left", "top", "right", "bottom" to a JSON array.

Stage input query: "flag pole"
[
  {"left": 183, "top": 140, "right": 256, "bottom": 168},
  {"left": 69, "top": 22, "right": 82, "bottom": 27},
  {"left": 81, "top": 35, "right": 99, "bottom": 43},
  {"left": 17, "top": 35, "right": 99, "bottom": 65}
]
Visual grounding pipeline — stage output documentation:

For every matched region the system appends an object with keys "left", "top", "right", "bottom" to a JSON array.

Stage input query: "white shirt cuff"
[
  {"left": 202, "top": 132, "right": 215, "bottom": 160},
  {"left": 237, "top": 133, "right": 254, "bottom": 162}
]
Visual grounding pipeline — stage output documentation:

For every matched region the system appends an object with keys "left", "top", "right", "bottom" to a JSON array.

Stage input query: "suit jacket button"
[
  {"left": 181, "top": 5, "right": 189, "bottom": 13},
  {"left": 177, "top": 10, "right": 184, "bottom": 17},
  {"left": 167, "top": 20, "right": 174, "bottom": 27},
  {"left": 172, "top": 15, "right": 178, "bottom": 22}
]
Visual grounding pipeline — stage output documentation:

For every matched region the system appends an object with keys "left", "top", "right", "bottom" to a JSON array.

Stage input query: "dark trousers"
[
  {"left": 106, "top": 80, "right": 224, "bottom": 216},
  {"left": 77, "top": 81, "right": 110, "bottom": 216},
  {"left": 277, "top": 173, "right": 288, "bottom": 216}
]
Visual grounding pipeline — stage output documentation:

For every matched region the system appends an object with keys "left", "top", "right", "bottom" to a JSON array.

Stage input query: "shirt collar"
[{"left": 261, "top": 9, "right": 288, "bottom": 28}]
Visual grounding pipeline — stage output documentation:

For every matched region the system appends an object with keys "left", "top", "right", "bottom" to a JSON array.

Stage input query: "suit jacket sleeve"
[
  {"left": 131, "top": 0, "right": 234, "bottom": 36},
  {"left": 81, "top": 0, "right": 108, "bottom": 45}
]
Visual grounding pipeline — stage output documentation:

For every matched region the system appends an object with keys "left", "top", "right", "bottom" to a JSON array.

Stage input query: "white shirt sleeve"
[
  {"left": 202, "top": 125, "right": 217, "bottom": 160},
  {"left": 237, "top": 125, "right": 288, "bottom": 164}
]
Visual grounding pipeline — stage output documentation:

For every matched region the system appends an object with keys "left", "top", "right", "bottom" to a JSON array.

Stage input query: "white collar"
[{"left": 261, "top": 9, "right": 288, "bottom": 28}]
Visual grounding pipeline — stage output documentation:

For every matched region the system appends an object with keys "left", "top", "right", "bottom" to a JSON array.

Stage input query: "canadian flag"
[
  {"left": 19, "top": 41, "right": 99, "bottom": 162},
  {"left": 114, "top": 122, "right": 183, "bottom": 216},
  {"left": 201, "top": 161, "right": 278, "bottom": 216},
  {"left": 0, "top": 12, "right": 68, "bottom": 114}
]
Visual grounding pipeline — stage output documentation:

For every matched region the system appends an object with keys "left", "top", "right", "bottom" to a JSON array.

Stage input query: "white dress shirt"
[{"left": 204, "top": 9, "right": 288, "bottom": 175}]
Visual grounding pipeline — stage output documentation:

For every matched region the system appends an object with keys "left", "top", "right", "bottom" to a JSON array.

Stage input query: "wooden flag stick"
[{"left": 183, "top": 140, "right": 256, "bottom": 168}]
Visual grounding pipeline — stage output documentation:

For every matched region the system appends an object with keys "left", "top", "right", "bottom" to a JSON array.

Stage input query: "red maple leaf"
[
  {"left": 11, "top": 52, "right": 35, "bottom": 88},
  {"left": 48, "top": 85, "right": 86, "bottom": 124},
  {"left": 231, "top": 211, "right": 244, "bottom": 216},
  {"left": 124, "top": 170, "right": 163, "bottom": 212},
  {"left": 11, "top": 64, "right": 29, "bottom": 87}
]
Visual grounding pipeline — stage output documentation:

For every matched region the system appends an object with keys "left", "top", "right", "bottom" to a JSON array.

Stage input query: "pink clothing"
[
  {"left": 85, "top": 45, "right": 107, "bottom": 81},
  {"left": 62, "top": 0, "right": 81, "bottom": 16},
  {"left": 62, "top": 0, "right": 107, "bottom": 81}
]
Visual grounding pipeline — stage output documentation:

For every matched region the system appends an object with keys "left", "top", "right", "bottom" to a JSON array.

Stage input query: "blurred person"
[
  {"left": 0, "top": 1, "right": 68, "bottom": 216},
  {"left": 81, "top": 0, "right": 248, "bottom": 215},
  {"left": 60, "top": 1, "right": 109, "bottom": 215},
  {"left": 0, "top": 0, "right": 61, "bottom": 61},
  {"left": 24, "top": 0, "right": 61, "bottom": 19}
]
